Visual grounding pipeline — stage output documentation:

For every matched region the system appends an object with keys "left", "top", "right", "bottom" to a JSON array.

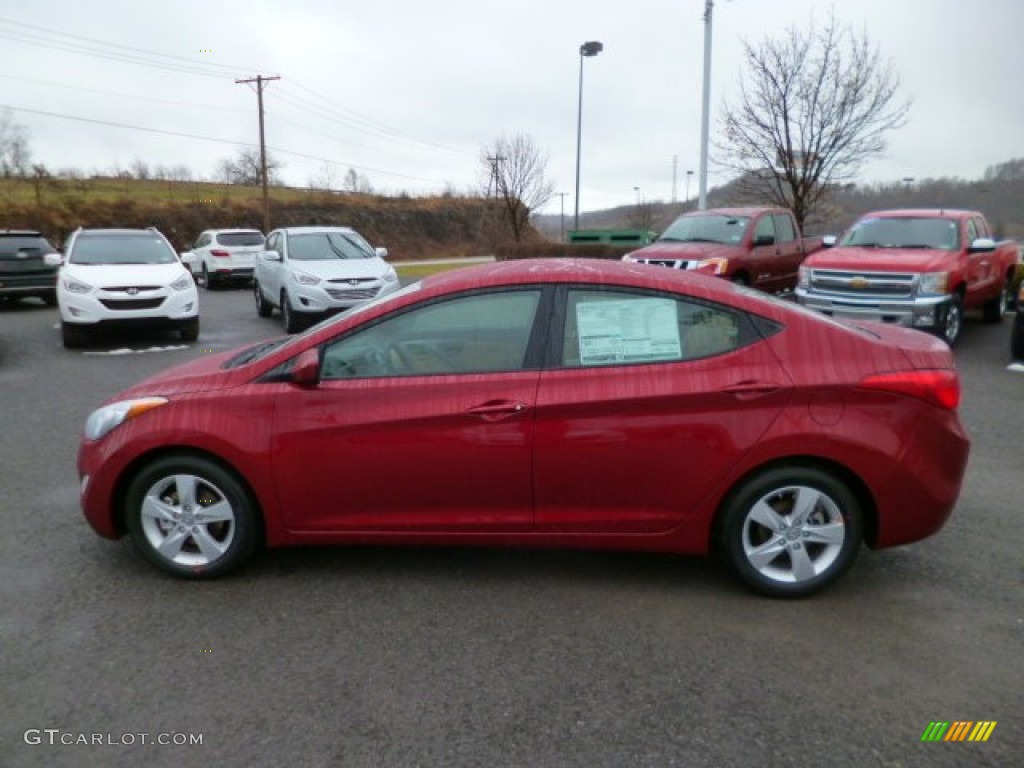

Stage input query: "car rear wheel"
[
  {"left": 124, "top": 455, "right": 260, "bottom": 579},
  {"left": 982, "top": 281, "right": 1009, "bottom": 323},
  {"left": 718, "top": 465, "right": 862, "bottom": 598},
  {"left": 254, "top": 280, "right": 273, "bottom": 317},
  {"left": 281, "top": 290, "right": 302, "bottom": 334},
  {"left": 61, "top": 321, "right": 87, "bottom": 349},
  {"left": 201, "top": 264, "right": 217, "bottom": 290}
]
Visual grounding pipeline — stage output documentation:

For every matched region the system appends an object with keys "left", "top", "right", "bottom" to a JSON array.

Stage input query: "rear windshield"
[
  {"left": 0, "top": 235, "right": 57, "bottom": 255},
  {"left": 70, "top": 234, "right": 177, "bottom": 265},
  {"left": 289, "top": 232, "right": 375, "bottom": 261},
  {"left": 217, "top": 232, "right": 265, "bottom": 247}
]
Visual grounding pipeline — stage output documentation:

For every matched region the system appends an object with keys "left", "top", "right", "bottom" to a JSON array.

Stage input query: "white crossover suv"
[
  {"left": 57, "top": 228, "right": 199, "bottom": 348},
  {"left": 253, "top": 226, "right": 399, "bottom": 333},
  {"left": 180, "top": 228, "right": 265, "bottom": 288}
]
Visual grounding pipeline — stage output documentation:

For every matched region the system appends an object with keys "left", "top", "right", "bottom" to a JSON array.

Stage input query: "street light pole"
[
  {"left": 574, "top": 40, "right": 603, "bottom": 232},
  {"left": 698, "top": 1, "right": 713, "bottom": 210},
  {"left": 558, "top": 192, "right": 568, "bottom": 242},
  {"left": 686, "top": 170, "right": 694, "bottom": 204}
]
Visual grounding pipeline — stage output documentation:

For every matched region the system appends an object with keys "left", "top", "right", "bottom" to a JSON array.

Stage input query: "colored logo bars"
[{"left": 921, "top": 721, "right": 997, "bottom": 742}]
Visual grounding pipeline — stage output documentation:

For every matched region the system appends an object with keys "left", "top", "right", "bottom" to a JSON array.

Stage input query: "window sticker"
[{"left": 576, "top": 298, "right": 681, "bottom": 365}]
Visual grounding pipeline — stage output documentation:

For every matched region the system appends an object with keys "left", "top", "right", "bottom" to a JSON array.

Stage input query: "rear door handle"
[{"left": 467, "top": 400, "right": 529, "bottom": 420}]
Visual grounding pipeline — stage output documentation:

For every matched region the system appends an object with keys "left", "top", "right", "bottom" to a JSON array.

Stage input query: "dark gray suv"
[{"left": 0, "top": 230, "right": 61, "bottom": 305}]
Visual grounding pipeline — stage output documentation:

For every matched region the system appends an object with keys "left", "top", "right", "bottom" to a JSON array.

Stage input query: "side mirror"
[
  {"left": 291, "top": 348, "right": 320, "bottom": 386},
  {"left": 753, "top": 234, "right": 776, "bottom": 247},
  {"left": 43, "top": 253, "right": 63, "bottom": 267},
  {"left": 822, "top": 235, "right": 837, "bottom": 248},
  {"left": 375, "top": 246, "right": 389, "bottom": 259},
  {"left": 262, "top": 249, "right": 282, "bottom": 262},
  {"left": 968, "top": 237, "right": 996, "bottom": 253}
]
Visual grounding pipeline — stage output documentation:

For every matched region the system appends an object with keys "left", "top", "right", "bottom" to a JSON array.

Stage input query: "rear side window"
[
  {"left": 773, "top": 214, "right": 796, "bottom": 243},
  {"left": 561, "top": 288, "right": 744, "bottom": 367},
  {"left": 217, "top": 232, "right": 265, "bottom": 247}
]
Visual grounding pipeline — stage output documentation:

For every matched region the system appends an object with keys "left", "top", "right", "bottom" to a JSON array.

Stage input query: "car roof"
[
  {"left": 208, "top": 229, "right": 263, "bottom": 234},
  {"left": 683, "top": 207, "right": 783, "bottom": 217},
  {"left": 276, "top": 226, "right": 358, "bottom": 235},
  {"left": 76, "top": 228, "right": 166, "bottom": 236},
  {"left": 0, "top": 229, "right": 45, "bottom": 236},
  {"left": 861, "top": 209, "right": 977, "bottom": 219}
]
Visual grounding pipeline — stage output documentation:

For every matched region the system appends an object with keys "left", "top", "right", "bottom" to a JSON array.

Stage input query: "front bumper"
[
  {"left": 288, "top": 279, "right": 400, "bottom": 314},
  {"left": 795, "top": 289, "right": 951, "bottom": 330},
  {"left": 59, "top": 286, "right": 199, "bottom": 325}
]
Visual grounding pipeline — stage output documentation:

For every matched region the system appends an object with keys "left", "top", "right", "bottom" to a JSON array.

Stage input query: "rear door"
[
  {"left": 749, "top": 213, "right": 780, "bottom": 289},
  {"left": 533, "top": 286, "right": 792, "bottom": 533},
  {"left": 772, "top": 213, "right": 804, "bottom": 288}
]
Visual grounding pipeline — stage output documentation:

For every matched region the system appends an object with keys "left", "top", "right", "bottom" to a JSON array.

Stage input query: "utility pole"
[
  {"left": 235, "top": 74, "right": 281, "bottom": 233},
  {"left": 699, "top": 0, "right": 713, "bottom": 210},
  {"left": 672, "top": 155, "right": 678, "bottom": 203},
  {"left": 557, "top": 192, "right": 568, "bottom": 243}
]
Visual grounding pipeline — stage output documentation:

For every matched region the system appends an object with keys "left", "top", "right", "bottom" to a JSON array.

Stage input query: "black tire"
[
  {"left": 43, "top": 291, "right": 58, "bottom": 307},
  {"left": 717, "top": 465, "right": 863, "bottom": 598},
  {"left": 281, "top": 290, "right": 302, "bottom": 334},
  {"left": 982, "top": 281, "right": 1009, "bottom": 324},
  {"left": 179, "top": 316, "right": 200, "bottom": 342},
  {"left": 254, "top": 280, "right": 273, "bottom": 317},
  {"left": 202, "top": 264, "right": 217, "bottom": 290},
  {"left": 61, "top": 321, "right": 87, "bottom": 349},
  {"left": 1011, "top": 317, "right": 1024, "bottom": 360},
  {"left": 123, "top": 454, "right": 261, "bottom": 579},
  {"left": 936, "top": 294, "right": 963, "bottom": 346},
  {"left": 731, "top": 274, "right": 749, "bottom": 287}
]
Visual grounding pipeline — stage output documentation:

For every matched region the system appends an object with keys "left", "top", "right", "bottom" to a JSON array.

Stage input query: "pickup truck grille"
[{"left": 808, "top": 269, "right": 916, "bottom": 299}]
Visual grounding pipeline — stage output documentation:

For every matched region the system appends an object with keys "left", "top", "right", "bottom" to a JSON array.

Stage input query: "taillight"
[
  {"left": 858, "top": 369, "right": 960, "bottom": 410},
  {"left": 211, "top": 249, "right": 231, "bottom": 258}
]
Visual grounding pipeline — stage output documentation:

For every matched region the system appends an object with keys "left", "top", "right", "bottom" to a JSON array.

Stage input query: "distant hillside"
[
  {"left": 0, "top": 176, "right": 521, "bottom": 260},
  {"left": 535, "top": 173, "right": 1024, "bottom": 241}
]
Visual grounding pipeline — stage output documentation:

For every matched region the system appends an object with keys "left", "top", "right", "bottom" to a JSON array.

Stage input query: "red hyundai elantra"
[{"left": 77, "top": 259, "right": 970, "bottom": 596}]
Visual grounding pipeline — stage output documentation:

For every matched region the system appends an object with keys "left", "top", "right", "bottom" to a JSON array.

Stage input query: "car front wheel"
[
  {"left": 281, "top": 290, "right": 302, "bottom": 334},
  {"left": 718, "top": 465, "right": 863, "bottom": 598},
  {"left": 124, "top": 455, "right": 260, "bottom": 579},
  {"left": 179, "top": 317, "right": 200, "bottom": 341},
  {"left": 936, "top": 295, "right": 963, "bottom": 346},
  {"left": 254, "top": 280, "right": 273, "bottom": 317}
]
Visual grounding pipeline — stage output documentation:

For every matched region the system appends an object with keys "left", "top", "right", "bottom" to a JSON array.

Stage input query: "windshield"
[
  {"left": 289, "top": 232, "right": 376, "bottom": 261},
  {"left": 659, "top": 214, "right": 750, "bottom": 245},
  {"left": 840, "top": 217, "right": 960, "bottom": 250},
  {"left": 70, "top": 234, "right": 177, "bottom": 265},
  {"left": 217, "top": 232, "right": 265, "bottom": 247}
]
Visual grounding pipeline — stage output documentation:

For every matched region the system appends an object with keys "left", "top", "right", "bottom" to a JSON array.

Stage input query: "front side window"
[
  {"left": 562, "top": 289, "right": 742, "bottom": 367},
  {"left": 321, "top": 290, "right": 542, "bottom": 379}
]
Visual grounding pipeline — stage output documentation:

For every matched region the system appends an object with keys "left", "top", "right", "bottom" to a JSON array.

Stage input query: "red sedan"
[{"left": 77, "top": 259, "right": 970, "bottom": 596}]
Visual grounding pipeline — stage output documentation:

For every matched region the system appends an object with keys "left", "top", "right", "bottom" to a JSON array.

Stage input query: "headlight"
[
  {"left": 798, "top": 266, "right": 810, "bottom": 289},
  {"left": 170, "top": 274, "right": 193, "bottom": 291},
  {"left": 62, "top": 277, "right": 93, "bottom": 294},
  {"left": 84, "top": 397, "right": 167, "bottom": 441},
  {"left": 697, "top": 257, "right": 729, "bottom": 275},
  {"left": 918, "top": 272, "right": 949, "bottom": 296},
  {"left": 292, "top": 270, "right": 320, "bottom": 286},
  {"left": 622, "top": 253, "right": 636, "bottom": 262},
  {"left": 384, "top": 267, "right": 398, "bottom": 283}
]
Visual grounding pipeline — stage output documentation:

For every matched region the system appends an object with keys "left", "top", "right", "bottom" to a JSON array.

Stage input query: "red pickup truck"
[
  {"left": 622, "top": 207, "right": 824, "bottom": 292},
  {"left": 796, "top": 209, "right": 1018, "bottom": 346}
]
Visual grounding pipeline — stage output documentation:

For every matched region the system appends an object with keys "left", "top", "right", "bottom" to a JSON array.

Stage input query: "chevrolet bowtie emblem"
[{"left": 850, "top": 276, "right": 870, "bottom": 289}]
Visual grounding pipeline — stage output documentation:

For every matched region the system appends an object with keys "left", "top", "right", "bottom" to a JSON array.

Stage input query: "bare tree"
[
  {"left": 217, "top": 147, "right": 281, "bottom": 185},
  {"left": 0, "top": 108, "right": 32, "bottom": 177},
  {"left": 716, "top": 11, "right": 910, "bottom": 231},
  {"left": 480, "top": 134, "right": 554, "bottom": 242},
  {"left": 344, "top": 167, "right": 373, "bottom": 194}
]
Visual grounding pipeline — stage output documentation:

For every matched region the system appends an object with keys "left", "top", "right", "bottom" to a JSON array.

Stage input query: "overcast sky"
[{"left": 2, "top": 0, "right": 1022, "bottom": 214}]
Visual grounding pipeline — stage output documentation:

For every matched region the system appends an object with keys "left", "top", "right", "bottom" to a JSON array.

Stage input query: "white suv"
[
  {"left": 253, "top": 226, "right": 399, "bottom": 333},
  {"left": 180, "top": 228, "right": 265, "bottom": 288},
  {"left": 57, "top": 228, "right": 199, "bottom": 348}
]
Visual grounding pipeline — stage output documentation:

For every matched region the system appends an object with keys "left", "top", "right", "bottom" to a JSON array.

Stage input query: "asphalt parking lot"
[{"left": 1, "top": 283, "right": 1021, "bottom": 767}]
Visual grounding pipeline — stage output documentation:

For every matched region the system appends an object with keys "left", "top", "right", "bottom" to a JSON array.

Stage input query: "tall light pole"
[
  {"left": 698, "top": 1, "right": 713, "bottom": 210},
  {"left": 686, "top": 170, "right": 694, "bottom": 204},
  {"left": 557, "top": 192, "right": 568, "bottom": 242},
  {"left": 574, "top": 40, "right": 603, "bottom": 232}
]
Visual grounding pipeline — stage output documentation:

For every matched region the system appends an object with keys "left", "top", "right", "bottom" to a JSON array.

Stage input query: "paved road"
[{"left": 1, "top": 287, "right": 1021, "bottom": 767}]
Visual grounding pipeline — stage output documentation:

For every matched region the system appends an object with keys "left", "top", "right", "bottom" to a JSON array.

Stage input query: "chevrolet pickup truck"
[
  {"left": 622, "top": 207, "right": 824, "bottom": 292},
  {"left": 796, "top": 209, "right": 1018, "bottom": 346}
]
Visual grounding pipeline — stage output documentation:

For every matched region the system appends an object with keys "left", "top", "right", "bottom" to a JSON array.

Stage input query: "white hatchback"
[
  {"left": 57, "top": 228, "right": 199, "bottom": 348},
  {"left": 253, "top": 226, "right": 399, "bottom": 333}
]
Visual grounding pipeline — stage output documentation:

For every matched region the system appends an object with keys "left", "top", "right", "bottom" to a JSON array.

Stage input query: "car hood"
[
  {"left": 64, "top": 262, "right": 189, "bottom": 286},
  {"left": 110, "top": 348, "right": 256, "bottom": 401},
  {"left": 290, "top": 258, "right": 391, "bottom": 280},
  {"left": 805, "top": 246, "right": 952, "bottom": 273},
  {"left": 628, "top": 241, "right": 740, "bottom": 261}
]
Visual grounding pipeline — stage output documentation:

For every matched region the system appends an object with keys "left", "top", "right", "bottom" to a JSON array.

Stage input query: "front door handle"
[
  {"left": 720, "top": 381, "right": 783, "bottom": 400},
  {"left": 467, "top": 400, "right": 529, "bottom": 420}
]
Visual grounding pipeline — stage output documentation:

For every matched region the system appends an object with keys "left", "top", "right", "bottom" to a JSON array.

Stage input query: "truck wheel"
[
  {"left": 982, "top": 281, "right": 1009, "bottom": 323},
  {"left": 937, "top": 295, "right": 963, "bottom": 346}
]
